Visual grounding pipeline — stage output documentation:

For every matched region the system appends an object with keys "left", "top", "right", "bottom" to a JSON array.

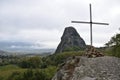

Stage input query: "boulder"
[{"left": 52, "top": 56, "right": 120, "bottom": 80}]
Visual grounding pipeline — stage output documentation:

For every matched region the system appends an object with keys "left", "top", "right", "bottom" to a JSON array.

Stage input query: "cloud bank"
[{"left": 0, "top": 0, "right": 120, "bottom": 48}]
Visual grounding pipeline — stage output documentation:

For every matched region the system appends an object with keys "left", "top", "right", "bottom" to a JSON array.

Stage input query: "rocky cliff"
[
  {"left": 52, "top": 56, "right": 120, "bottom": 80},
  {"left": 55, "top": 27, "right": 86, "bottom": 53}
]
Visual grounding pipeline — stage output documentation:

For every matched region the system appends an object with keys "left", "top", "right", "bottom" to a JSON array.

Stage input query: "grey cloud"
[{"left": 0, "top": 0, "right": 119, "bottom": 48}]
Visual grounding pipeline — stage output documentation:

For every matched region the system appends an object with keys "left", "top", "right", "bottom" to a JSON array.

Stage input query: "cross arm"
[
  {"left": 92, "top": 22, "right": 109, "bottom": 25},
  {"left": 71, "top": 21, "right": 91, "bottom": 24},
  {"left": 71, "top": 21, "right": 109, "bottom": 25}
]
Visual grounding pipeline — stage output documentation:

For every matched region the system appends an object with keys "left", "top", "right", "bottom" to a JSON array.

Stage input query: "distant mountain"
[{"left": 0, "top": 41, "right": 55, "bottom": 54}]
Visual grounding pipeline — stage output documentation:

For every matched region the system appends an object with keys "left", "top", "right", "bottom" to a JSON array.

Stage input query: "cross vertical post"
[
  {"left": 90, "top": 4, "right": 93, "bottom": 46},
  {"left": 71, "top": 4, "right": 109, "bottom": 46}
]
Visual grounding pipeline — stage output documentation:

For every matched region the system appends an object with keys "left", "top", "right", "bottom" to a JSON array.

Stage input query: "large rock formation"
[
  {"left": 52, "top": 56, "right": 120, "bottom": 80},
  {"left": 55, "top": 27, "right": 86, "bottom": 53}
]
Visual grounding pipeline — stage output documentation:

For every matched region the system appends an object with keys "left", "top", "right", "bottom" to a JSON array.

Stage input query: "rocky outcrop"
[
  {"left": 55, "top": 27, "right": 86, "bottom": 53},
  {"left": 52, "top": 56, "right": 120, "bottom": 80}
]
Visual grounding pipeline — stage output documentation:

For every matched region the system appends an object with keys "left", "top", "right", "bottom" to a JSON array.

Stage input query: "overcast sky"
[{"left": 0, "top": 0, "right": 120, "bottom": 49}]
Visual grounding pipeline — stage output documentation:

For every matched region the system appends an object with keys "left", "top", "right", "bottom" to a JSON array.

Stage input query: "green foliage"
[
  {"left": 105, "top": 33, "right": 120, "bottom": 57},
  {"left": 0, "top": 65, "right": 20, "bottom": 71},
  {"left": 0, "top": 50, "right": 84, "bottom": 80},
  {"left": 45, "top": 66, "right": 57, "bottom": 79},
  {"left": 7, "top": 71, "right": 21, "bottom": 80},
  {"left": 105, "top": 33, "right": 120, "bottom": 47},
  {"left": 44, "top": 51, "right": 84, "bottom": 66},
  {"left": 112, "top": 45, "right": 120, "bottom": 57},
  {"left": 19, "top": 56, "right": 42, "bottom": 68},
  {"left": 0, "top": 77, "right": 3, "bottom": 80},
  {"left": 0, "top": 55, "right": 19, "bottom": 66},
  {"left": 63, "top": 46, "right": 84, "bottom": 52},
  {"left": 6, "top": 66, "right": 57, "bottom": 80},
  {"left": 0, "top": 65, "right": 26, "bottom": 80}
]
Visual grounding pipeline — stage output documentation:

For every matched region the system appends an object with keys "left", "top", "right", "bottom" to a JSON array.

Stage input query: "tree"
[
  {"left": 105, "top": 33, "right": 120, "bottom": 57},
  {"left": 106, "top": 33, "right": 120, "bottom": 47},
  {"left": 19, "top": 56, "right": 42, "bottom": 68}
]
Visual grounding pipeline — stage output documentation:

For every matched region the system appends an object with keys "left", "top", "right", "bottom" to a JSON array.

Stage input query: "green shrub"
[
  {"left": 105, "top": 33, "right": 120, "bottom": 57},
  {"left": 19, "top": 56, "right": 42, "bottom": 68},
  {"left": 6, "top": 66, "right": 57, "bottom": 80},
  {"left": 63, "top": 46, "right": 84, "bottom": 52}
]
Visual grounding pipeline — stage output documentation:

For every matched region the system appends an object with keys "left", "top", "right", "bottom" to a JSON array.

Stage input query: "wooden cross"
[{"left": 71, "top": 4, "right": 109, "bottom": 46}]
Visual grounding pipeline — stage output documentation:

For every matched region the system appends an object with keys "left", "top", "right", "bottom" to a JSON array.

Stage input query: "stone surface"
[
  {"left": 55, "top": 26, "right": 86, "bottom": 53},
  {"left": 52, "top": 56, "right": 120, "bottom": 80}
]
